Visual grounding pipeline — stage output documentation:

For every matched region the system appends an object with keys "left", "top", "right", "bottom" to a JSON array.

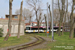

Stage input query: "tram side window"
[
  {"left": 54, "top": 27, "right": 63, "bottom": 29},
  {"left": 61, "top": 27, "right": 63, "bottom": 29},
  {"left": 39, "top": 28, "right": 43, "bottom": 30},
  {"left": 31, "top": 28, "right": 38, "bottom": 30},
  {"left": 49, "top": 27, "right": 50, "bottom": 30},
  {"left": 54, "top": 27, "right": 59, "bottom": 29},
  {"left": 26, "top": 27, "right": 30, "bottom": 30},
  {"left": 43, "top": 28, "right": 46, "bottom": 30}
]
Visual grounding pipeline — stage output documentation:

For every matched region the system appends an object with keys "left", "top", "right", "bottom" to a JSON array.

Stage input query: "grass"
[
  {"left": 0, "top": 35, "right": 32, "bottom": 48},
  {"left": 34, "top": 32, "right": 75, "bottom": 50}
]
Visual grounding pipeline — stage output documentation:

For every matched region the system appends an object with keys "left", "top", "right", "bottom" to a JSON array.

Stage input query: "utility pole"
[
  {"left": 52, "top": 0, "right": 54, "bottom": 40},
  {"left": 47, "top": 2, "right": 49, "bottom": 37}
]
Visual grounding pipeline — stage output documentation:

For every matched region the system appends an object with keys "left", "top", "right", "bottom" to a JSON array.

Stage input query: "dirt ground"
[{"left": 23, "top": 36, "right": 54, "bottom": 50}]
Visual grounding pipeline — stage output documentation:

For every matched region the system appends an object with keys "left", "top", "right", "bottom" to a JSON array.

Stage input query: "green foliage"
[{"left": 0, "top": 28, "right": 3, "bottom": 37}]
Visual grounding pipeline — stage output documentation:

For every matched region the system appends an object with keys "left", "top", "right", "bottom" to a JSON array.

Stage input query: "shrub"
[{"left": 0, "top": 28, "right": 3, "bottom": 37}]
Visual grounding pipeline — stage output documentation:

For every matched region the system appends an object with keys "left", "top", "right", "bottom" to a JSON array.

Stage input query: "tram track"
[{"left": 7, "top": 36, "right": 45, "bottom": 50}]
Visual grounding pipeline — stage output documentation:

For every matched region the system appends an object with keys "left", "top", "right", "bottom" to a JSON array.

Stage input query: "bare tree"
[
  {"left": 44, "top": 14, "right": 47, "bottom": 35},
  {"left": 48, "top": 5, "right": 52, "bottom": 35},
  {"left": 57, "top": 0, "right": 65, "bottom": 36},
  {"left": 17, "top": 0, "right": 23, "bottom": 38},
  {"left": 37, "top": 10, "right": 45, "bottom": 26},
  {"left": 15, "top": 9, "right": 20, "bottom": 15},
  {"left": 26, "top": 0, "right": 42, "bottom": 34},
  {"left": 62, "top": 0, "right": 68, "bottom": 35},
  {"left": 15, "top": 8, "right": 33, "bottom": 24},
  {"left": 74, "top": 17, "right": 75, "bottom": 38},
  {"left": 53, "top": 9, "right": 60, "bottom": 25},
  {"left": 69, "top": 0, "right": 75, "bottom": 39},
  {"left": 4, "top": 0, "right": 13, "bottom": 41},
  {"left": 23, "top": 8, "right": 33, "bottom": 24},
  {"left": 40, "top": 16, "right": 45, "bottom": 26},
  {"left": 29, "top": 15, "right": 32, "bottom": 24}
]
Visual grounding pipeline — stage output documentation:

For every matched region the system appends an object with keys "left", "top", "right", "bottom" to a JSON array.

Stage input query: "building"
[
  {"left": 0, "top": 15, "right": 25, "bottom": 37},
  {"left": 25, "top": 22, "right": 46, "bottom": 27},
  {"left": 5, "top": 15, "right": 22, "bottom": 20}
]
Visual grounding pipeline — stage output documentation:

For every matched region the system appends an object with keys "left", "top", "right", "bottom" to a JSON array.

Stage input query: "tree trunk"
[
  {"left": 74, "top": 17, "right": 75, "bottom": 38},
  {"left": 58, "top": 0, "right": 65, "bottom": 36},
  {"left": 48, "top": 5, "right": 51, "bottom": 35},
  {"left": 58, "top": 16, "right": 62, "bottom": 36},
  {"left": 4, "top": 0, "right": 13, "bottom": 41},
  {"left": 38, "top": 20, "right": 39, "bottom": 34},
  {"left": 69, "top": 1, "right": 74, "bottom": 39},
  {"left": 17, "top": 1, "right": 23, "bottom": 38},
  {"left": 70, "top": 15, "right": 74, "bottom": 38},
  {"left": 44, "top": 14, "right": 47, "bottom": 35},
  {"left": 62, "top": 0, "right": 68, "bottom": 35},
  {"left": 70, "top": 25, "right": 74, "bottom": 39},
  {"left": 58, "top": 10, "right": 63, "bottom": 36},
  {"left": 29, "top": 16, "right": 31, "bottom": 25},
  {"left": 56, "top": 0, "right": 60, "bottom": 34},
  {"left": 61, "top": 0, "right": 65, "bottom": 35},
  {"left": 74, "top": 28, "right": 75, "bottom": 38}
]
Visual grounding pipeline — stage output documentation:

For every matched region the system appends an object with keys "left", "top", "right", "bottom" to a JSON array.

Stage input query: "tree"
[
  {"left": 73, "top": 0, "right": 75, "bottom": 38},
  {"left": 74, "top": 18, "right": 75, "bottom": 38},
  {"left": 62, "top": 0, "right": 68, "bottom": 35},
  {"left": 22, "top": 8, "right": 33, "bottom": 24},
  {"left": 15, "top": 8, "right": 33, "bottom": 24},
  {"left": 15, "top": 9, "right": 20, "bottom": 15},
  {"left": 4, "top": 0, "right": 13, "bottom": 41},
  {"left": 17, "top": 0, "right": 23, "bottom": 38},
  {"left": 69, "top": 0, "right": 75, "bottom": 39},
  {"left": 57, "top": 0, "right": 65, "bottom": 36},
  {"left": 48, "top": 5, "right": 52, "bottom": 35},
  {"left": 26, "top": 0, "right": 42, "bottom": 34},
  {"left": 55, "top": 0, "right": 71, "bottom": 34},
  {"left": 44, "top": 14, "right": 47, "bottom": 35}
]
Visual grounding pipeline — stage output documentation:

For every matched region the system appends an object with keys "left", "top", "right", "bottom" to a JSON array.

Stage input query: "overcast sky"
[{"left": 0, "top": 0, "right": 72, "bottom": 18}]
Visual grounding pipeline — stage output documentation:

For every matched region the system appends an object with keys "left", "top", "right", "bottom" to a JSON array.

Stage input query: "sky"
[{"left": 0, "top": 0, "right": 72, "bottom": 18}]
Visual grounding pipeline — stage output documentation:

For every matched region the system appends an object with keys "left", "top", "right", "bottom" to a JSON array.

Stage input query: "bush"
[{"left": 0, "top": 28, "right": 3, "bottom": 37}]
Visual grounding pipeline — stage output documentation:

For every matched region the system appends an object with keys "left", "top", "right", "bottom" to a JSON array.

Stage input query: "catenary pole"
[
  {"left": 47, "top": 2, "right": 49, "bottom": 37},
  {"left": 52, "top": 0, "right": 54, "bottom": 40}
]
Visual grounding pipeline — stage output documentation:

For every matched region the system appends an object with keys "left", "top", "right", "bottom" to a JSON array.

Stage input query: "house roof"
[
  {"left": 6, "top": 15, "right": 18, "bottom": 16},
  {"left": 31, "top": 26, "right": 43, "bottom": 28},
  {"left": 31, "top": 22, "right": 37, "bottom": 24},
  {"left": 0, "top": 18, "right": 24, "bottom": 21},
  {"left": 31, "top": 22, "right": 46, "bottom": 24},
  {"left": 25, "top": 22, "right": 46, "bottom": 25},
  {"left": 25, "top": 23, "right": 30, "bottom": 25}
]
